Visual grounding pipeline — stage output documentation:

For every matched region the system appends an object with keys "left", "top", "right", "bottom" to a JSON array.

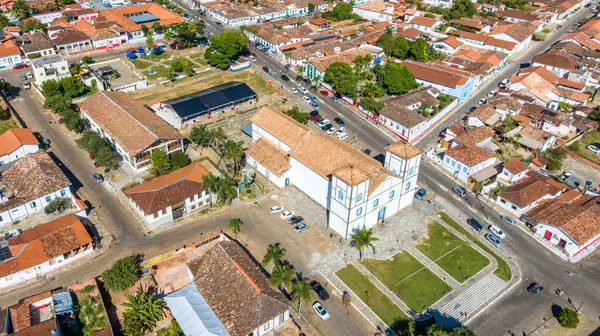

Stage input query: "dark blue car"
[{"left": 415, "top": 188, "right": 427, "bottom": 200}]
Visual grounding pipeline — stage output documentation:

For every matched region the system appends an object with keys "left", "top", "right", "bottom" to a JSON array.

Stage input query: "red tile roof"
[
  {"left": 409, "top": 16, "right": 438, "bottom": 27},
  {"left": 0, "top": 128, "right": 38, "bottom": 156}
]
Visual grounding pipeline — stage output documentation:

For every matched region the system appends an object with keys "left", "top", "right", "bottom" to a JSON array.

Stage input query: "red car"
[
  {"left": 320, "top": 90, "right": 329, "bottom": 96},
  {"left": 13, "top": 64, "right": 29, "bottom": 70}
]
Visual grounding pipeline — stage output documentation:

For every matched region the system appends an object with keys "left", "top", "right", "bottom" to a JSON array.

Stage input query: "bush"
[
  {"left": 0, "top": 108, "right": 10, "bottom": 121},
  {"left": 558, "top": 307, "right": 579, "bottom": 329},
  {"left": 101, "top": 255, "right": 140, "bottom": 291},
  {"left": 533, "top": 31, "right": 547, "bottom": 41},
  {"left": 44, "top": 197, "right": 73, "bottom": 214},
  {"left": 170, "top": 151, "right": 190, "bottom": 170},
  {"left": 76, "top": 131, "right": 120, "bottom": 169}
]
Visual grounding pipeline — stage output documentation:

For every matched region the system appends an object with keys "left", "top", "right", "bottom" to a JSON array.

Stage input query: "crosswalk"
[{"left": 434, "top": 273, "right": 508, "bottom": 329}]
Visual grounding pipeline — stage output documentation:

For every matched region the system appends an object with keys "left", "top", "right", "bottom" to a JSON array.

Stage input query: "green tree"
[
  {"left": 360, "top": 82, "right": 384, "bottom": 98},
  {"left": 222, "top": 140, "right": 245, "bottom": 175},
  {"left": 151, "top": 21, "right": 163, "bottom": 34},
  {"left": 284, "top": 106, "right": 310, "bottom": 124},
  {"left": 43, "top": 197, "right": 73, "bottom": 214},
  {"left": 59, "top": 77, "right": 88, "bottom": 98},
  {"left": 149, "top": 150, "right": 171, "bottom": 175},
  {"left": 41, "top": 80, "right": 61, "bottom": 98},
  {"left": 0, "top": 17, "right": 10, "bottom": 30},
  {"left": 227, "top": 218, "right": 242, "bottom": 235},
  {"left": 359, "top": 97, "right": 385, "bottom": 112},
  {"left": 291, "top": 278, "right": 312, "bottom": 312},
  {"left": 350, "top": 226, "right": 378, "bottom": 261},
  {"left": 558, "top": 307, "right": 579, "bottom": 329},
  {"left": 353, "top": 54, "right": 373, "bottom": 78},
  {"left": 215, "top": 174, "right": 238, "bottom": 205},
  {"left": 44, "top": 93, "right": 72, "bottom": 114},
  {"left": 202, "top": 173, "right": 220, "bottom": 204},
  {"left": 381, "top": 62, "right": 418, "bottom": 95},
  {"left": 448, "top": 0, "right": 476, "bottom": 19},
  {"left": 157, "top": 320, "right": 183, "bottom": 336},
  {"left": 426, "top": 325, "right": 476, "bottom": 336},
  {"left": 409, "top": 38, "right": 430, "bottom": 62},
  {"left": 82, "top": 56, "right": 93, "bottom": 64},
  {"left": 324, "top": 62, "right": 358, "bottom": 98},
  {"left": 269, "top": 263, "right": 294, "bottom": 292},
  {"left": 204, "top": 31, "right": 248, "bottom": 69},
  {"left": 189, "top": 124, "right": 212, "bottom": 147},
  {"left": 544, "top": 147, "right": 567, "bottom": 171},
  {"left": 0, "top": 108, "right": 11, "bottom": 121},
  {"left": 321, "top": 2, "right": 357, "bottom": 21},
  {"left": 210, "top": 127, "right": 227, "bottom": 154},
  {"left": 262, "top": 244, "right": 286, "bottom": 268},
  {"left": 19, "top": 19, "right": 45, "bottom": 32},
  {"left": 101, "top": 256, "right": 140, "bottom": 291},
  {"left": 11, "top": 0, "right": 30, "bottom": 19},
  {"left": 168, "top": 21, "right": 204, "bottom": 47},
  {"left": 170, "top": 151, "right": 190, "bottom": 170},
  {"left": 308, "top": 2, "right": 315, "bottom": 12},
  {"left": 375, "top": 33, "right": 410, "bottom": 59},
  {"left": 122, "top": 287, "right": 165, "bottom": 336},
  {"left": 62, "top": 109, "right": 84, "bottom": 133}
]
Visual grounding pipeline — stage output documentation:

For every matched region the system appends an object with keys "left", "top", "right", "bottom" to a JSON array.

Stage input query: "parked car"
[
  {"left": 13, "top": 64, "right": 29, "bottom": 70},
  {"left": 478, "top": 98, "right": 487, "bottom": 105},
  {"left": 5, "top": 229, "right": 21, "bottom": 239},
  {"left": 310, "top": 101, "right": 320, "bottom": 110},
  {"left": 469, "top": 106, "right": 477, "bottom": 113},
  {"left": 19, "top": 75, "right": 28, "bottom": 81},
  {"left": 320, "top": 90, "right": 329, "bottom": 96},
  {"left": 488, "top": 225, "right": 506, "bottom": 239},
  {"left": 452, "top": 186, "right": 467, "bottom": 197},
  {"left": 587, "top": 144, "right": 600, "bottom": 154},
  {"left": 41, "top": 137, "right": 50, "bottom": 146},
  {"left": 262, "top": 66, "right": 270, "bottom": 73},
  {"left": 290, "top": 87, "right": 298, "bottom": 94},
  {"left": 527, "top": 282, "right": 544, "bottom": 294},
  {"left": 92, "top": 173, "right": 104, "bottom": 183},
  {"left": 468, "top": 218, "right": 484, "bottom": 231},
  {"left": 310, "top": 281, "right": 330, "bottom": 300},
  {"left": 302, "top": 96, "right": 312, "bottom": 104},
  {"left": 294, "top": 223, "right": 310, "bottom": 233},
  {"left": 321, "top": 123, "right": 333, "bottom": 132},
  {"left": 317, "top": 119, "right": 330, "bottom": 128},
  {"left": 337, "top": 132, "right": 348, "bottom": 140},
  {"left": 280, "top": 210, "right": 294, "bottom": 219},
  {"left": 500, "top": 215, "right": 516, "bottom": 225},
  {"left": 329, "top": 96, "right": 338, "bottom": 102},
  {"left": 485, "top": 233, "right": 502, "bottom": 248},
  {"left": 288, "top": 216, "right": 304, "bottom": 225},
  {"left": 281, "top": 74, "right": 289, "bottom": 81},
  {"left": 312, "top": 302, "right": 330, "bottom": 320},
  {"left": 270, "top": 205, "right": 284, "bottom": 213},
  {"left": 325, "top": 127, "right": 336, "bottom": 135},
  {"left": 334, "top": 117, "right": 345, "bottom": 126},
  {"left": 519, "top": 62, "right": 531, "bottom": 69},
  {"left": 249, "top": 55, "right": 257, "bottom": 62},
  {"left": 559, "top": 171, "right": 572, "bottom": 181},
  {"left": 415, "top": 188, "right": 427, "bottom": 200},
  {"left": 310, "top": 114, "right": 322, "bottom": 122},
  {"left": 299, "top": 86, "right": 308, "bottom": 94},
  {"left": 309, "top": 95, "right": 318, "bottom": 102},
  {"left": 488, "top": 90, "right": 497, "bottom": 97}
]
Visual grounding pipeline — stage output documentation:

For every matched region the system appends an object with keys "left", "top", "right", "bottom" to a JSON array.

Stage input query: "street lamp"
[{"left": 443, "top": 277, "right": 450, "bottom": 292}]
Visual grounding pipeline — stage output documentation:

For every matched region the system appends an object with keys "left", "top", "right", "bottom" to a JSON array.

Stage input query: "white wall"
[
  {"left": 0, "top": 186, "right": 71, "bottom": 227},
  {"left": 0, "top": 144, "right": 39, "bottom": 165}
]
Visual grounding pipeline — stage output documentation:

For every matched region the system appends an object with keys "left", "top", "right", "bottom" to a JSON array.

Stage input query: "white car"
[
  {"left": 280, "top": 210, "right": 294, "bottom": 219},
  {"left": 302, "top": 96, "right": 311, "bottom": 104},
  {"left": 317, "top": 119, "right": 330, "bottom": 127},
  {"left": 269, "top": 205, "right": 284, "bottom": 213},
  {"left": 299, "top": 86, "right": 308, "bottom": 94},
  {"left": 587, "top": 144, "right": 600, "bottom": 154},
  {"left": 290, "top": 87, "right": 298, "bottom": 94},
  {"left": 25, "top": 72, "right": 32, "bottom": 79},
  {"left": 488, "top": 91, "right": 497, "bottom": 97},
  {"left": 312, "top": 302, "right": 330, "bottom": 321},
  {"left": 326, "top": 127, "right": 336, "bottom": 135},
  {"left": 249, "top": 55, "right": 257, "bottom": 62},
  {"left": 337, "top": 132, "right": 348, "bottom": 140},
  {"left": 478, "top": 98, "right": 487, "bottom": 105},
  {"left": 488, "top": 225, "right": 506, "bottom": 239}
]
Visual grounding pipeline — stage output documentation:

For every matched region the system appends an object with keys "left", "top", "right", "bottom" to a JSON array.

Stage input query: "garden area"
[
  {"left": 416, "top": 220, "right": 489, "bottom": 283},
  {"left": 437, "top": 213, "right": 512, "bottom": 281},
  {"left": 362, "top": 251, "right": 450, "bottom": 313},
  {"left": 72, "top": 280, "right": 110, "bottom": 336},
  {"left": 568, "top": 130, "right": 600, "bottom": 165},
  {"left": 0, "top": 114, "right": 18, "bottom": 135}
]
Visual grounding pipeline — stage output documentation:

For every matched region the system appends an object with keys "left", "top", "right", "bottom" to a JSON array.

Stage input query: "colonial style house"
[
  {"left": 0, "top": 214, "right": 93, "bottom": 289},
  {"left": 123, "top": 163, "right": 211, "bottom": 226},
  {"left": 78, "top": 91, "right": 184, "bottom": 172},
  {"left": 495, "top": 171, "right": 565, "bottom": 217},
  {"left": 0, "top": 152, "right": 72, "bottom": 227},
  {"left": 245, "top": 106, "right": 423, "bottom": 239},
  {"left": 0, "top": 128, "right": 39, "bottom": 165},
  {"left": 167, "top": 239, "right": 292, "bottom": 336}
]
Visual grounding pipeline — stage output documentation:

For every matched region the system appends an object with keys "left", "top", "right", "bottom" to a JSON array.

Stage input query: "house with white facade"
[
  {"left": 504, "top": 124, "right": 557, "bottom": 153},
  {"left": 432, "top": 36, "right": 463, "bottom": 55},
  {"left": 0, "top": 213, "right": 93, "bottom": 290},
  {"left": 0, "top": 39, "right": 23, "bottom": 69},
  {"left": 496, "top": 158, "right": 528, "bottom": 186},
  {"left": 31, "top": 54, "right": 71, "bottom": 87},
  {"left": 408, "top": 16, "right": 441, "bottom": 33},
  {"left": 352, "top": 1, "right": 396, "bottom": 22},
  {"left": 531, "top": 49, "right": 580, "bottom": 77},
  {"left": 442, "top": 144, "right": 497, "bottom": 182},
  {"left": 49, "top": 27, "right": 93, "bottom": 55},
  {"left": 401, "top": 60, "right": 476, "bottom": 102},
  {"left": 488, "top": 21, "right": 538, "bottom": 52},
  {"left": 124, "top": 163, "right": 212, "bottom": 226},
  {"left": 246, "top": 106, "right": 423, "bottom": 239},
  {"left": 0, "top": 128, "right": 39, "bottom": 165},
  {"left": 78, "top": 91, "right": 184, "bottom": 172},
  {"left": 32, "top": 10, "right": 63, "bottom": 24},
  {"left": 172, "top": 239, "right": 292, "bottom": 336},
  {"left": 20, "top": 32, "right": 55, "bottom": 58},
  {"left": 0, "top": 152, "right": 72, "bottom": 227},
  {"left": 496, "top": 171, "right": 565, "bottom": 217}
]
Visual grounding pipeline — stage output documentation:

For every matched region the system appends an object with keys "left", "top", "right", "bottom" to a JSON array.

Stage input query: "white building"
[
  {"left": 0, "top": 39, "right": 24, "bottom": 69},
  {"left": 0, "top": 213, "right": 93, "bottom": 290},
  {"left": 0, "top": 128, "right": 39, "bottom": 165},
  {"left": 78, "top": 91, "right": 184, "bottom": 172},
  {"left": 32, "top": 10, "right": 63, "bottom": 24},
  {"left": 496, "top": 171, "right": 565, "bottom": 217},
  {"left": 31, "top": 54, "right": 71, "bottom": 87},
  {"left": 352, "top": 1, "right": 396, "bottom": 22},
  {"left": 422, "top": 0, "right": 452, "bottom": 8},
  {"left": 245, "top": 106, "right": 423, "bottom": 239},
  {"left": 0, "top": 152, "right": 72, "bottom": 227},
  {"left": 123, "top": 163, "right": 212, "bottom": 226},
  {"left": 408, "top": 16, "right": 441, "bottom": 33}
]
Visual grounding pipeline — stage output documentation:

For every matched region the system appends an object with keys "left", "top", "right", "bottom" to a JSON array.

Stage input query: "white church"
[{"left": 245, "top": 106, "right": 423, "bottom": 238}]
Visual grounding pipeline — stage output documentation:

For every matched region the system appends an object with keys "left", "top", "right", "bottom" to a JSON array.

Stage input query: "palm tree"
[
  {"left": 222, "top": 140, "right": 245, "bottom": 175},
  {"left": 122, "top": 287, "right": 165, "bottom": 335},
  {"left": 291, "top": 278, "right": 312, "bottom": 312},
  {"left": 210, "top": 127, "right": 227, "bottom": 154},
  {"left": 360, "top": 82, "right": 384, "bottom": 98},
  {"left": 269, "top": 263, "right": 294, "bottom": 292},
  {"left": 262, "top": 244, "right": 286, "bottom": 267},
  {"left": 350, "top": 226, "right": 379, "bottom": 262},
  {"left": 215, "top": 174, "right": 238, "bottom": 205},
  {"left": 202, "top": 173, "right": 220, "bottom": 205},
  {"left": 228, "top": 218, "right": 242, "bottom": 235}
]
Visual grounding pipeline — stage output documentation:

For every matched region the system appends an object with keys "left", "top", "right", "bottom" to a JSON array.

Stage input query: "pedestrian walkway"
[
  {"left": 434, "top": 273, "right": 507, "bottom": 329},
  {"left": 404, "top": 245, "right": 462, "bottom": 289}
]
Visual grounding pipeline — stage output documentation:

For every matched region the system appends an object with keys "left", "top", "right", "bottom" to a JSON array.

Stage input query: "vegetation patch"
[
  {"left": 569, "top": 130, "right": 600, "bottom": 165},
  {"left": 130, "top": 59, "right": 152, "bottom": 70},
  {"left": 0, "top": 117, "right": 18, "bottom": 135}
]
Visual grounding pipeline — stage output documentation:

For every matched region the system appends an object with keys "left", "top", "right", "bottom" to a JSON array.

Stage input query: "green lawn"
[
  {"left": 417, "top": 221, "right": 489, "bottom": 283},
  {"left": 0, "top": 117, "right": 18, "bottom": 135},
  {"left": 569, "top": 130, "right": 600, "bottom": 164},
  {"left": 438, "top": 213, "right": 512, "bottom": 281},
  {"left": 130, "top": 59, "right": 152, "bottom": 70},
  {"left": 362, "top": 251, "right": 450, "bottom": 313},
  {"left": 146, "top": 65, "right": 171, "bottom": 80},
  {"left": 141, "top": 53, "right": 171, "bottom": 61}
]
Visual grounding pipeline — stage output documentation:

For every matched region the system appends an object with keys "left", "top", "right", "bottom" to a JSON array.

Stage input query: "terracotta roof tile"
[
  {"left": 445, "top": 143, "right": 495, "bottom": 166},
  {"left": 532, "top": 49, "right": 579, "bottom": 71},
  {"left": 453, "top": 126, "right": 494, "bottom": 145},
  {"left": 246, "top": 137, "right": 289, "bottom": 177},
  {"left": 401, "top": 60, "right": 471, "bottom": 88},
  {"left": 409, "top": 16, "right": 438, "bottom": 27},
  {"left": 503, "top": 158, "right": 528, "bottom": 174},
  {"left": 499, "top": 171, "right": 564, "bottom": 208},
  {"left": 100, "top": 3, "right": 185, "bottom": 32},
  {"left": 308, "top": 48, "right": 370, "bottom": 72},
  {"left": 0, "top": 39, "right": 20, "bottom": 57},
  {"left": 0, "top": 128, "right": 38, "bottom": 156}
]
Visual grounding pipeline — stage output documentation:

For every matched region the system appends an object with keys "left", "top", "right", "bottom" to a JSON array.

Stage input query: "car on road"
[
  {"left": 329, "top": 96, "right": 338, "bottom": 102},
  {"left": 468, "top": 218, "right": 484, "bottom": 231},
  {"left": 312, "top": 302, "right": 330, "bottom": 320},
  {"left": 488, "top": 225, "right": 506, "bottom": 239},
  {"left": 559, "top": 171, "right": 572, "bottom": 181},
  {"left": 478, "top": 98, "right": 487, "bottom": 105},
  {"left": 280, "top": 210, "right": 294, "bottom": 219},
  {"left": 249, "top": 55, "right": 257, "bottom": 62},
  {"left": 320, "top": 90, "right": 329, "bottom": 96},
  {"left": 310, "top": 101, "right": 320, "bottom": 110},
  {"left": 41, "top": 137, "right": 50, "bottom": 146},
  {"left": 288, "top": 216, "right": 304, "bottom": 225},
  {"left": 527, "top": 282, "right": 544, "bottom": 294},
  {"left": 215, "top": 21, "right": 223, "bottom": 27},
  {"left": 500, "top": 215, "right": 516, "bottom": 225},
  {"left": 310, "top": 281, "right": 330, "bottom": 300},
  {"left": 5, "top": 229, "right": 21, "bottom": 239},
  {"left": 587, "top": 144, "right": 600, "bottom": 154},
  {"left": 290, "top": 87, "right": 298, "bottom": 94},
  {"left": 299, "top": 86, "right": 308, "bottom": 94},
  {"left": 498, "top": 82, "right": 507, "bottom": 89},
  {"left": 262, "top": 66, "right": 270, "bottom": 73},
  {"left": 92, "top": 173, "right": 104, "bottom": 183},
  {"left": 488, "top": 91, "right": 497, "bottom": 97},
  {"left": 469, "top": 106, "right": 477, "bottom": 113},
  {"left": 485, "top": 233, "right": 502, "bottom": 248},
  {"left": 325, "top": 127, "right": 336, "bottom": 135},
  {"left": 302, "top": 96, "right": 312, "bottom": 104},
  {"left": 519, "top": 62, "right": 532, "bottom": 69},
  {"left": 25, "top": 72, "right": 32, "bottom": 79},
  {"left": 281, "top": 74, "right": 289, "bottom": 81},
  {"left": 294, "top": 223, "right": 309, "bottom": 233},
  {"left": 317, "top": 119, "right": 330, "bottom": 127},
  {"left": 334, "top": 117, "right": 345, "bottom": 126},
  {"left": 415, "top": 188, "right": 427, "bottom": 200},
  {"left": 309, "top": 95, "right": 318, "bottom": 102},
  {"left": 20, "top": 75, "right": 28, "bottom": 81},
  {"left": 310, "top": 113, "right": 321, "bottom": 122},
  {"left": 13, "top": 64, "right": 29, "bottom": 70},
  {"left": 452, "top": 186, "right": 467, "bottom": 197},
  {"left": 270, "top": 205, "right": 284, "bottom": 213}
]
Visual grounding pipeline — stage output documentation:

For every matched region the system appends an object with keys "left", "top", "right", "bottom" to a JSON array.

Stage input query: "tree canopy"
[
  {"left": 76, "top": 131, "right": 120, "bottom": 169},
  {"left": 205, "top": 31, "right": 248, "bottom": 69},
  {"left": 324, "top": 62, "right": 358, "bottom": 98},
  {"left": 380, "top": 62, "right": 418, "bottom": 95},
  {"left": 101, "top": 255, "right": 140, "bottom": 292},
  {"left": 558, "top": 307, "right": 579, "bottom": 329},
  {"left": 375, "top": 35, "right": 440, "bottom": 62},
  {"left": 321, "top": 2, "right": 360, "bottom": 22},
  {"left": 11, "top": 0, "right": 30, "bottom": 19},
  {"left": 169, "top": 21, "right": 204, "bottom": 48},
  {"left": 284, "top": 106, "right": 310, "bottom": 124},
  {"left": 426, "top": 325, "right": 476, "bottom": 336}
]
